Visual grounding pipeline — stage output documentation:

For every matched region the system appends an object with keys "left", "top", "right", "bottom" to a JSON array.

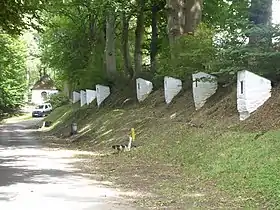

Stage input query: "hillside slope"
[{"left": 42, "top": 85, "right": 280, "bottom": 209}]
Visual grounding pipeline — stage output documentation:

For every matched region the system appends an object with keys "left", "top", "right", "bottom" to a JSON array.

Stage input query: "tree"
[
  {"left": 105, "top": 11, "right": 117, "bottom": 81},
  {"left": 38, "top": 0, "right": 280, "bottom": 92},
  {"left": 0, "top": 33, "right": 27, "bottom": 113},
  {"left": 121, "top": 11, "right": 134, "bottom": 78},
  {"left": 0, "top": 0, "right": 44, "bottom": 34},
  {"left": 134, "top": 0, "right": 145, "bottom": 78},
  {"left": 184, "top": 0, "right": 203, "bottom": 33},
  {"left": 249, "top": 0, "right": 273, "bottom": 44}
]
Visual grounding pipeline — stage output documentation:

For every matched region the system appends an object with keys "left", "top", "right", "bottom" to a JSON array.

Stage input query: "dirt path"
[{"left": 0, "top": 119, "right": 142, "bottom": 210}]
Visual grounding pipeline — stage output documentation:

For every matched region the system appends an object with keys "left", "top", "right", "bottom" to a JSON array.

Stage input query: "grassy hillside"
[{"left": 42, "top": 85, "right": 280, "bottom": 209}]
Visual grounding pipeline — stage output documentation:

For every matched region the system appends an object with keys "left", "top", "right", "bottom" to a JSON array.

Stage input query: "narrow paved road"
[{"left": 0, "top": 118, "right": 139, "bottom": 210}]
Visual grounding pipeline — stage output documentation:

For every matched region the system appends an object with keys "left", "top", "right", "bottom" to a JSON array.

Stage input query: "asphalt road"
[{"left": 0, "top": 118, "right": 139, "bottom": 210}]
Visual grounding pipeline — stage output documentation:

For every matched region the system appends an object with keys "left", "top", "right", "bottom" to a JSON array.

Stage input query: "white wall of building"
[
  {"left": 164, "top": 76, "right": 182, "bottom": 104},
  {"left": 31, "top": 89, "right": 58, "bottom": 105},
  {"left": 80, "top": 90, "right": 87, "bottom": 107},
  {"left": 192, "top": 72, "right": 217, "bottom": 110},
  {"left": 96, "top": 85, "right": 110, "bottom": 107},
  {"left": 72, "top": 91, "right": 80, "bottom": 103},
  {"left": 136, "top": 78, "right": 153, "bottom": 102},
  {"left": 86, "top": 89, "right": 96, "bottom": 105},
  {"left": 237, "top": 70, "right": 271, "bottom": 121}
]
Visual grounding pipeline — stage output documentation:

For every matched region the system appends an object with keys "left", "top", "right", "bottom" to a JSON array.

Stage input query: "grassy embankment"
[{"left": 43, "top": 85, "right": 280, "bottom": 209}]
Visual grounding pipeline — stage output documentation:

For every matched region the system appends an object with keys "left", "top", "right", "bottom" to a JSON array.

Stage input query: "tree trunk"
[
  {"left": 184, "top": 0, "right": 203, "bottom": 33},
  {"left": 121, "top": 12, "right": 133, "bottom": 79},
  {"left": 88, "top": 14, "right": 96, "bottom": 49},
  {"left": 134, "top": 0, "right": 145, "bottom": 78},
  {"left": 63, "top": 81, "right": 70, "bottom": 98},
  {"left": 150, "top": 3, "right": 158, "bottom": 74},
  {"left": 39, "top": 68, "right": 42, "bottom": 78},
  {"left": 165, "top": 0, "right": 185, "bottom": 44},
  {"left": 105, "top": 12, "right": 117, "bottom": 81}
]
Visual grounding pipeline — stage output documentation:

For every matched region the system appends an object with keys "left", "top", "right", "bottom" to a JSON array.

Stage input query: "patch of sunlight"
[
  {"left": 170, "top": 112, "right": 177, "bottom": 119},
  {"left": 102, "top": 119, "right": 111, "bottom": 126},
  {"left": 41, "top": 120, "right": 62, "bottom": 132},
  {"left": 3, "top": 114, "right": 33, "bottom": 123},
  {"left": 57, "top": 110, "right": 71, "bottom": 120},
  {"left": 183, "top": 193, "right": 205, "bottom": 198},
  {"left": 106, "top": 137, "right": 117, "bottom": 142},
  {"left": 112, "top": 110, "right": 124, "bottom": 117},
  {"left": 79, "top": 127, "right": 93, "bottom": 136},
  {"left": 79, "top": 124, "right": 91, "bottom": 133},
  {"left": 97, "top": 129, "right": 113, "bottom": 138},
  {"left": 47, "top": 108, "right": 72, "bottom": 123},
  {"left": 96, "top": 125, "right": 108, "bottom": 134},
  {"left": 113, "top": 109, "right": 123, "bottom": 112}
]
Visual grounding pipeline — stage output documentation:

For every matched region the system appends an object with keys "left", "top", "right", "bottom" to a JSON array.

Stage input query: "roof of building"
[{"left": 31, "top": 75, "right": 57, "bottom": 90}]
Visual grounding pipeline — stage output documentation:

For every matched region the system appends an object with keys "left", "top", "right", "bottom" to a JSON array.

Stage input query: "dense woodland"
[{"left": 0, "top": 0, "right": 279, "bottom": 112}]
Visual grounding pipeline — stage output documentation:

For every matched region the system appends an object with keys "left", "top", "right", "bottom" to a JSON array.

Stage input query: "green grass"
[
  {"left": 132, "top": 126, "right": 280, "bottom": 208},
  {"left": 44, "top": 101, "right": 280, "bottom": 208}
]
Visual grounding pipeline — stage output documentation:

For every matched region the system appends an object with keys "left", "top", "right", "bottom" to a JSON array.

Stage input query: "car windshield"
[{"left": 36, "top": 105, "right": 44, "bottom": 109}]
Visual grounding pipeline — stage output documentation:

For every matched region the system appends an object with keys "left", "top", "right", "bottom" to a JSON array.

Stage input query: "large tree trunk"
[
  {"left": 184, "top": 0, "right": 203, "bottom": 33},
  {"left": 134, "top": 0, "right": 145, "bottom": 78},
  {"left": 150, "top": 3, "right": 158, "bottom": 74},
  {"left": 105, "top": 12, "right": 117, "bottom": 81},
  {"left": 166, "top": 0, "right": 185, "bottom": 44},
  {"left": 166, "top": 0, "right": 203, "bottom": 41},
  {"left": 121, "top": 12, "right": 133, "bottom": 79}
]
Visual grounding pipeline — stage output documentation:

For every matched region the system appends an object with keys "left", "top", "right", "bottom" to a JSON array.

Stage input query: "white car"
[{"left": 32, "top": 103, "right": 53, "bottom": 117}]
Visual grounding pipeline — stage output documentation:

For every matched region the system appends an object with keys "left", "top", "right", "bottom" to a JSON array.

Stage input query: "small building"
[
  {"left": 164, "top": 76, "right": 182, "bottom": 104},
  {"left": 80, "top": 90, "right": 86, "bottom": 107},
  {"left": 96, "top": 85, "right": 110, "bottom": 107},
  {"left": 31, "top": 75, "right": 58, "bottom": 105},
  {"left": 192, "top": 72, "right": 218, "bottom": 110},
  {"left": 237, "top": 70, "right": 271, "bottom": 120},
  {"left": 136, "top": 78, "right": 153, "bottom": 102},
  {"left": 72, "top": 91, "right": 80, "bottom": 103},
  {"left": 86, "top": 89, "right": 96, "bottom": 105}
]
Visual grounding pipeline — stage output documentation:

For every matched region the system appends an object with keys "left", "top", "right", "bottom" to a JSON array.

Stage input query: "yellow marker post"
[{"left": 131, "top": 128, "right": 135, "bottom": 141}]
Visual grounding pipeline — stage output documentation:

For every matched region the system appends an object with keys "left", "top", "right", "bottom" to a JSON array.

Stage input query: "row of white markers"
[{"left": 72, "top": 70, "right": 272, "bottom": 121}]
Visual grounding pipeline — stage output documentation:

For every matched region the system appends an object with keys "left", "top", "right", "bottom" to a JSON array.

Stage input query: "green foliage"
[
  {"left": 21, "top": 30, "right": 41, "bottom": 89},
  {"left": 48, "top": 93, "right": 70, "bottom": 109},
  {"left": 203, "top": 0, "right": 249, "bottom": 29},
  {"left": 0, "top": 0, "right": 44, "bottom": 34},
  {"left": 40, "top": 10, "right": 107, "bottom": 90},
  {"left": 212, "top": 24, "right": 280, "bottom": 82},
  {"left": 0, "top": 33, "right": 27, "bottom": 113},
  {"left": 157, "top": 24, "right": 216, "bottom": 79},
  {"left": 39, "top": 0, "right": 279, "bottom": 89}
]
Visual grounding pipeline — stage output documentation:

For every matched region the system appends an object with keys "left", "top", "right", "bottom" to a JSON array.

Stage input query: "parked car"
[{"left": 32, "top": 103, "right": 53, "bottom": 117}]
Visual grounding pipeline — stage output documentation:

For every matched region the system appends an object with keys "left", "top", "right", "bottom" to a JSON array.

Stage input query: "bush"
[{"left": 48, "top": 93, "right": 69, "bottom": 109}]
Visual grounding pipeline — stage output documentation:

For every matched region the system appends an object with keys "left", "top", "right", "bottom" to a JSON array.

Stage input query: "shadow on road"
[{"left": 0, "top": 119, "right": 140, "bottom": 209}]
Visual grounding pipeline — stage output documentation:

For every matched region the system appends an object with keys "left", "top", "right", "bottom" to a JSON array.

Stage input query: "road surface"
[{"left": 0, "top": 118, "right": 140, "bottom": 210}]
